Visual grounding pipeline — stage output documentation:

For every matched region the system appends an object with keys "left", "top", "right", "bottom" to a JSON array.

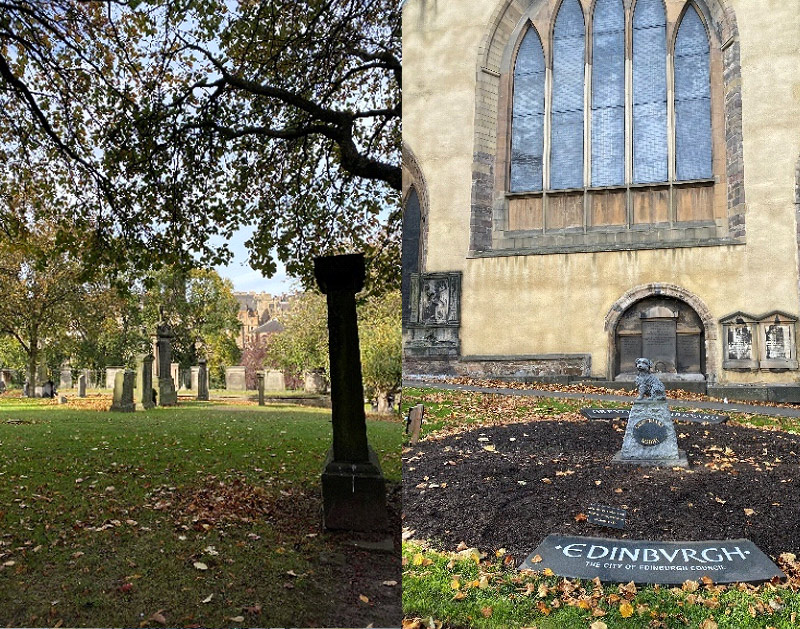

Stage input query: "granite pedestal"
[{"left": 612, "top": 399, "right": 688, "bottom": 467}]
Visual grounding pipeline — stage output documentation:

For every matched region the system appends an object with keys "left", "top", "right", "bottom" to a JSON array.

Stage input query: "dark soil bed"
[{"left": 403, "top": 419, "right": 800, "bottom": 562}]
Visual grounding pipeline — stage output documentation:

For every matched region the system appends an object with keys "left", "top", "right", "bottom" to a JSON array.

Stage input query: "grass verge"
[
  {"left": 0, "top": 395, "right": 401, "bottom": 628},
  {"left": 402, "top": 543, "right": 800, "bottom": 629}
]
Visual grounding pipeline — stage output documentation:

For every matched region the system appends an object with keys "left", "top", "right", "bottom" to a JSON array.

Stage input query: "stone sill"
[
  {"left": 471, "top": 235, "right": 745, "bottom": 259},
  {"left": 461, "top": 353, "right": 590, "bottom": 362},
  {"left": 505, "top": 178, "right": 715, "bottom": 199}
]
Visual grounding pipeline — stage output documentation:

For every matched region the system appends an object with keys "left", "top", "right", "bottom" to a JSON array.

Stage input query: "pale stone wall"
[{"left": 403, "top": 0, "right": 800, "bottom": 383}]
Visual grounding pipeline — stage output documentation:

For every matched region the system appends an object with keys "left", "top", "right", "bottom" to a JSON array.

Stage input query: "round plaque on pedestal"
[{"left": 633, "top": 418, "right": 668, "bottom": 446}]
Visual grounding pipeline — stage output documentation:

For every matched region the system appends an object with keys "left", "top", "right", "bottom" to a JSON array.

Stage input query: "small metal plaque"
[
  {"left": 520, "top": 535, "right": 785, "bottom": 584},
  {"left": 580, "top": 408, "right": 630, "bottom": 420},
  {"left": 633, "top": 417, "right": 668, "bottom": 446},
  {"left": 669, "top": 411, "right": 728, "bottom": 424},
  {"left": 587, "top": 504, "right": 626, "bottom": 530},
  {"left": 581, "top": 409, "right": 727, "bottom": 424}
]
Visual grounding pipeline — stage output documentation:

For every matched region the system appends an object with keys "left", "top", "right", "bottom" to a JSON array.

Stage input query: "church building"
[{"left": 402, "top": 0, "right": 800, "bottom": 398}]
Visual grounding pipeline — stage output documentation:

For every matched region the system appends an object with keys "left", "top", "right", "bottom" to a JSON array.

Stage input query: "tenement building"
[{"left": 402, "top": 0, "right": 800, "bottom": 398}]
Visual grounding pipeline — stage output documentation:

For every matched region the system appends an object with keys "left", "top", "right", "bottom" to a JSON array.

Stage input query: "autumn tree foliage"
[
  {"left": 359, "top": 290, "right": 401, "bottom": 413},
  {"left": 266, "top": 289, "right": 400, "bottom": 411},
  {"left": 266, "top": 292, "right": 329, "bottom": 382},
  {"left": 241, "top": 338, "right": 270, "bottom": 390},
  {"left": 0, "top": 0, "right": 401, "bottom": 292},
  {"left": 0, "top": 218, "right": 101, "bottom": 394}
]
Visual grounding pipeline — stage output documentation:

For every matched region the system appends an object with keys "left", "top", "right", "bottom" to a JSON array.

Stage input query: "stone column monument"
[
  {"left": 197, "top": 360, "right": 209, "bottom": 401},
  {"left": 77, "top": 374, "right": 87, "bottom": 398},
  {"left": 612, "top": 358, "right": 688, "bottom": 467},
  {"left": 314, "top": 253, "right": 388, "bottom": 531},
  {"left": 135, "top": 353, "right": 155, "bottom": 410},
  {"left": 156, "top": 321, "right": 178, "bottom": 406}
]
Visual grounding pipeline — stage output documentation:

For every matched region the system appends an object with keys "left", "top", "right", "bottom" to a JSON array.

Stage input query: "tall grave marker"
[
  {"left": 156, "top": 320, "right": 178, "bottom": 406},
  {"left": 197, "top": 359, "right": 209, "bottom": 401},
  {"left": 135, "top": 353, "right": 155, "bottom": 410},
  {"left": 314, "top": 253, "right": 388, "bottom": 531}
]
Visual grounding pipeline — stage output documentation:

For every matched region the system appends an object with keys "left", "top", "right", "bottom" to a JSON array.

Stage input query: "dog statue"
[{"left": 635, "top": 357, "right": 666, "bottom": 401}]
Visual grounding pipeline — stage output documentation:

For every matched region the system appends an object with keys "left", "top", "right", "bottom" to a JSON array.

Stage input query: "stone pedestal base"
[
  {"left": 611, "top": 449, "right": 689, "bottom": 468},
  {"left": 321, "top": 447, "right": 389, "bottom": 532},
  {"left": 612, "top": 399, "right": 689, "bottom": 468},
  {"left": 159, "top": 378, "right": 178, "bottom": 406}
]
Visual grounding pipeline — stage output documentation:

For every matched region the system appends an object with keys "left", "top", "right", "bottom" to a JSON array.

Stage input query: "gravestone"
[
  {"left": 156, "top": 321, "right": 178, "bottom": 406},
  {"left": 110, "top": 370, "right": 135, "bottom": 413},
  {"left": 304, "top": 370, "right": 327, "bottom": 394},
  {"left": 190, "top": 366, "right": 201, "bottom": 391},
  {"left": 81, "top": 369, "right": 95, "bottom": 389},
  {"left": 264, "top": 369, "right": 285, "bottom": 391},
  {"left": 315, "top": 253, "right": 388, "bottom": 532},
  {"left": 170, "top": 362, "right": 180, "bottom": 389},
  {"left": 257, "top": 372, "right": 265, "bottom": 406},
  {"left": 105, "top": 367, "right": 124, "bottom": 390},
  {"left": 225, "top": 366, "right": 246, "bottom": 391},
  {"left": 612, "top": 360, "right": 688, "bottom": 468},
  {"left": 618, "top": 335, "right": 642, "bottom": 373},
  {"left": 77, "top": 374, "right": 87, "bottom": 398},
  {"left": 197, "top": 360, "right": 209, "bottom": 401},
  {"left": 135, "top": 353, "right": 155, "bottom": 410},
  {"left": 60, "top": 368, "right": 73, "bottom": 390},
  {"left": 407, "top": 404, "right": 425, "bottom": 445},
  {"left": 676, "top": 333, "right": 702, "bottom": 372}
]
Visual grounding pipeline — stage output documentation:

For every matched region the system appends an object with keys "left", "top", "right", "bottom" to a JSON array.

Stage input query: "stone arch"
[
  {"left": 605, "top": 284, "right": 718, "bottom": 380},
  {"left": 469, "top": 0, "right": 744, "bottom": 252},
  {"left": 402, "top": 141, "right": 429, "bottom": 273}
]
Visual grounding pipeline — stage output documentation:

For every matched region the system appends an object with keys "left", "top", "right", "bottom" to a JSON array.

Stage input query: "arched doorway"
[{"left": 613, "top": 296, "right": 706, "bottom": 380}]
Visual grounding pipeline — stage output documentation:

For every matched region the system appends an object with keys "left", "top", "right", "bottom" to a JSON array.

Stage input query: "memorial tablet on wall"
[
  {"left": 760, "top": 312, "right": 798, "bottom": 370},
  {"left": 721, "top": 313, "right": 759, "bottom": 369}
]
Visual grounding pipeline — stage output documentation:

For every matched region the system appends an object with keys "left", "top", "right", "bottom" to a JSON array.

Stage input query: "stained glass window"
[
  {"left": 591, "top": 0, "right": 625, "bottom": 187},
  {"left": 632, "top": 0, "right": 668, "bottom": 183},
  {"left": 510, "top": 26, "right": 546, "bottom": 192},
  {"left": 675, "top": 6, "right": 712, "bottom": 180},
  {"left": 550, "top": 0, "right": 585, "bottom": 190}
]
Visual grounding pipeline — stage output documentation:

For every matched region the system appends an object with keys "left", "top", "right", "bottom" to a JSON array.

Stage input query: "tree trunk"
[
  {"left": 26, "top": 353, "right": 37, "bottom": 398},
  {"left": 25, "top": 329, "right": 39, "bottom": 398},
  {"left": 376, "top": 391, "right": 391, "bottom": 414}
]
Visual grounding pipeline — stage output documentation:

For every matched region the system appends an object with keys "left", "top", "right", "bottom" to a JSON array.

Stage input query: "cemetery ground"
[
  {"left": 401, "top": 386, "right": 800, "bottom": 628},
  {"left": 0, "top": 391, "right": 402, "bottom": 628}
]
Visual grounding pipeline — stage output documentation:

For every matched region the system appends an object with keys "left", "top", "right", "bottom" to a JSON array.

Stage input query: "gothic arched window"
[{"left": 507, "top": 0, "right": 718, "bottom": 236}]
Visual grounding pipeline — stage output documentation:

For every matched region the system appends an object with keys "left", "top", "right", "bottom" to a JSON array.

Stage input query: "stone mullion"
[
  {"left": 667, "top": 29, "right": 676, "bottom": 226},
  {"left": 584, "top": 9, "right": 592, "bottom": 232},
  {"left": 543, "top": 64, "right": 553, "bottom": 233},
  {"left": 624, "top": 4, "right": 633, "bottom": 228}
]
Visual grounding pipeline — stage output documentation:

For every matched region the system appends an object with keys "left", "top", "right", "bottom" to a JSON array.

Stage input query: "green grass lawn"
[
  {"left": 403, "top": 543, "right": 800, "bottom": 629},
  {"left": 0, "top": 395, "right": 401, "bottom": 628},
  {"left": 401, "top": 387, "right": 800, "bottom": 628}
]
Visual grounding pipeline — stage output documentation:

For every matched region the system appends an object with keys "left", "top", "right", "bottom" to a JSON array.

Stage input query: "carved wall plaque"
[{"left": 642, "top": 319, "right": 677, "bottom": 372}]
